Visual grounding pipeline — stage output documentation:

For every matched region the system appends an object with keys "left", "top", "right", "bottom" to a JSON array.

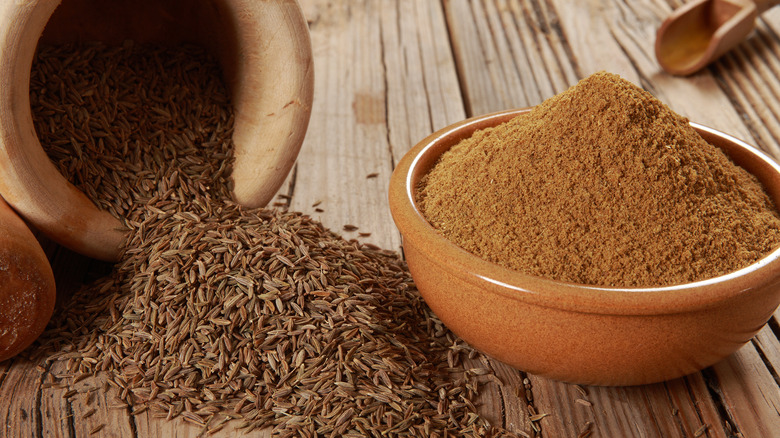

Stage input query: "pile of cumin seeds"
[
  {"left": 47, "top": 204, "right": 508, "bottom": 437},
  {"left": 31, "top": 44, "right": 524, "bottom": 437}
]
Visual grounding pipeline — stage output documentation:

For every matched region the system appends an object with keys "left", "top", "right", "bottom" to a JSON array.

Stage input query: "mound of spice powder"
[{"left": 416, "top": 72, "right": 780, "bottom": 287}]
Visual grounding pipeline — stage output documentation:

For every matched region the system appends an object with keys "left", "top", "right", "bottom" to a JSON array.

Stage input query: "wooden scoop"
[
  {"left": 655, "top": 0, "right": 780, "bottom": 75},
  {"left": 0, "top": 195, "right": 55, "bottom": 362},
  {"left": 0, "top": 0, "right": 313, "bottom": 261}
]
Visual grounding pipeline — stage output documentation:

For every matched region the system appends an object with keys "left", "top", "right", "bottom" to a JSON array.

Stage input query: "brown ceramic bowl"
[{"left": 388, "top": 108, "right": 780, "bottom": 386}]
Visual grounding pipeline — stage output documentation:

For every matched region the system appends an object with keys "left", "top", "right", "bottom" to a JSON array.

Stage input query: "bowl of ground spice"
[{"left": 389, "top": 72, "right": 780, "bottom": 385}]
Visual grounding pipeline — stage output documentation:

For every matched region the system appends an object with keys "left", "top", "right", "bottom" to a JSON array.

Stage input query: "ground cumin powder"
[{"left": 416, "top": 72, "right": 780, "bottom": 287}]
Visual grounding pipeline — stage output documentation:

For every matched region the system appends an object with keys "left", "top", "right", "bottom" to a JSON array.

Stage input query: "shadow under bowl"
[{"left": 388, "top": 108, "right": 780, "bottom": 386}]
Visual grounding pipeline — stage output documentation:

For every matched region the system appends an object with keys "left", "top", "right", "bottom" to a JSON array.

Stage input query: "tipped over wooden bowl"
[
  {"left": 389, "top": 108, "right": 780, "bottom": 385},
  {"left": 0, "top": 194, "right": 55, "bottom": 362},
  {"left": 0, "top": 0, "right": 314, "bottom": 261}
]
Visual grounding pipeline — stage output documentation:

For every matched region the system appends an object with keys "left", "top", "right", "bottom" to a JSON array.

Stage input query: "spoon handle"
[{"left": 753, "top": 0, "right": 780, "bottom": 14}]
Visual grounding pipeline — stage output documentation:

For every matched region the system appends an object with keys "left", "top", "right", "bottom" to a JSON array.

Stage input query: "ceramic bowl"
[
  {"left": 388, "top": 108, "right": 780, "bottom": 386},
  {"left": 0, "top": 0, "right": 313, "bottom": 261}
]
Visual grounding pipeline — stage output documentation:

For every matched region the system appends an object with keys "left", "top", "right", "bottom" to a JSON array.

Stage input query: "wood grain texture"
[
  {"left": 0, "top": 360, "right": 42, "bottom": 438},
  {"left": 1, "top": 0, "right": 780, "bottom": 437},
  {"left": 291, "top": 0, "right": 398, "bottom": 251}
]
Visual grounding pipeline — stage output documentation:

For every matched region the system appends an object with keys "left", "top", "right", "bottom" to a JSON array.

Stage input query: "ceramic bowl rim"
[{"left": 389, "top": 108, "right": 780, "bottom": 316}]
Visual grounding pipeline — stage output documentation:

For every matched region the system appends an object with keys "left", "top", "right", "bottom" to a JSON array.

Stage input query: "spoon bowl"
[{"left": 655, "top": 0, "right": 778, "bottom": 75}]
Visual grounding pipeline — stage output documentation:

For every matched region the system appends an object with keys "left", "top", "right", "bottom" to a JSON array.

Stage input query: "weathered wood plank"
[
  {"left": 499, "top": 0, "right": 578, "bottom": 103},
  {"left": 289, "top": 0, "right": 397, "bottom": 253},
  {"left": 491, "top": 361, "right": 534, "bottom": 435},
  {"left": 444, "top": 0, "right": 578, "bottom": 116},
  {"left": 445, "top": 0, "right": 510, "bottom": 114},
  {"left": 66, "top": 375, "right": 133, "bottom": 438},
  {"left": 708, "top": 341, "right": 780, "bottom": 437},
  {"left": 669, "top": 374, "right": 729, "bottom": 438},
  {"left": 754, "top": 320, "right": 780, "bottom": 371},
  {"left": 712, "top": 21, "right": 780, "bottom": 155},
  {"left": 38, "top": 362, "right": 73, "bottom": 438},
  {"left": 381, "top": 0, "right": 466, "bottom": 150},
  {"left": 0, "top": 359, "right": 43, "bottom": 438},
  {"left": 531, "top": 376, "right": 728, "bottom": 438}
]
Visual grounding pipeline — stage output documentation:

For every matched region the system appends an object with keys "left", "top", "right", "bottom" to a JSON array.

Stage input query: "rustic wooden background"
[{"left": 2, "top": 0, "right": 780, "bottom": 436}]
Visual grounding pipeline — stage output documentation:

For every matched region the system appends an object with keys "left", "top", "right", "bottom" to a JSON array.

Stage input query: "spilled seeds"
[{"left": 31, "top": 43, "right": 528, "bottom": 436}]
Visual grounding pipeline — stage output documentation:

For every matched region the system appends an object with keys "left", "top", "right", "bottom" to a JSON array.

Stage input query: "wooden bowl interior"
[
  {"left": 39, "top": 0, "right": 241, "bottom": 89},
  {"left": 38, "top": 0, "right": 312, "bottom": 209}
]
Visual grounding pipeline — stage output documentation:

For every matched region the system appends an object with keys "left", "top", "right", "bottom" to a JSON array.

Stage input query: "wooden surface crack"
[{"left": 700, "top": 368, "right": 739, "bottom": 438}]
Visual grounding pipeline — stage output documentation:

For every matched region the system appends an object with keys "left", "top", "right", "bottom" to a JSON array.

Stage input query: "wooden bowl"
[
  {"left": 388, "top": 108, "right": 780, "bottom": 386},
  {"left": 0, "top": 194, "right": 55, "bottom": 362},
  {"left": 0, "top": 0, "right": 314, "bottom": 261}
]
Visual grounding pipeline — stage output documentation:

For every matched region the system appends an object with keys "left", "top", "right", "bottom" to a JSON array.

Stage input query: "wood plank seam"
[
  {"left": 517, "top": 371, "right": 536, "bottom": 435},
  {"left": 539, "top": 0, "right": 583, "bottom": 79},
  {"left": 127, "top": 400, "right": 139, "bottom": 438},
  {"left": 679, "top": 376, "right": 723, "bottom": 437},
  {"left": 759, "top": 15, "right": 780, "bottom": 58},
  {"left": 700, "top": 368, "right": 743, "bottom": 438},
  {"left": 438, "top": 1, "right": 474, "bottom": 116},
  {"left": 749, "top": 338, "right": 780, "bottom": 386},
  {"left": 664, "top": 381, "right": 700, "bottom": 437},
  {"left": 497, "top": 0, "right": 546, "bottom": 105},
  {"left": 484, "top": 358, "right": 510, "bottom": 432},
  {"left": 713, "top": 51, "right": 780, "bottom": 155},
  {"left": 532, "top": 0, "right": 581, "bottom": 85},
  {"left": 729, "top": 38, "right": 780, "bottom": 147},
  {"left": 376, "top": 5, "right": 397, "bottom": 171},
  {"left": 34, "top": 362, "right": 49, "bottom": 438},
  {"left": 769, "top": 318, "right": 780, "bottom": 346},
  {"left": 709, "top": 62, "right": 779, "bottom": 156}
]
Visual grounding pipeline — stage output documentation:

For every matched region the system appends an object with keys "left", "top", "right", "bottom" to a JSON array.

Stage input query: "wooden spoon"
[
  {"left": 0, "top": 0, "right": 314, "bottom": 261},
  {"left": 0, "top": 195, "right": 55, "bottom": 362},
  {"left": 655, "top": 0, "right": 780, "bottom": 76}
]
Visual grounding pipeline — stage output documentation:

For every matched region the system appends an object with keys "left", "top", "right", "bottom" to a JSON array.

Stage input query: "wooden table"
[{"left": 3, "top": 0, "right": 780, "bottom": 436}]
